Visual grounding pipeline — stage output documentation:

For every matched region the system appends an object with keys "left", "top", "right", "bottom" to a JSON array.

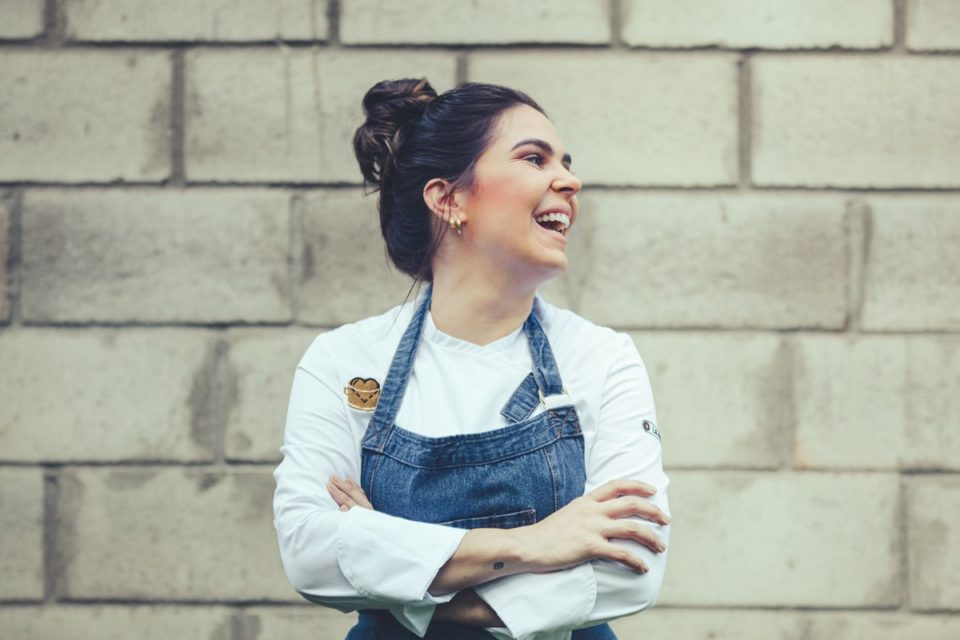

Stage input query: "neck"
[{"left": 428, "top": 264, "right": 540, "bottom": 347}]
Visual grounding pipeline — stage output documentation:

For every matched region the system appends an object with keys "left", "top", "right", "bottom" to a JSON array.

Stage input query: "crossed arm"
[
  {"left": 275, "top": 332, "right": 670, "bottom": 638},
  {"left": 328, "top": 474, "right": 669, "bottom": 628}
]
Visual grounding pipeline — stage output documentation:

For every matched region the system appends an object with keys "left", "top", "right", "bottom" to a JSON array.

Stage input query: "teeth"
[{"left": 534, "top": 212, "right": 571, "bottom": 232}]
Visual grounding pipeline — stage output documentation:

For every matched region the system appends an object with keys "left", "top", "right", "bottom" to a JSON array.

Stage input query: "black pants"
[{"left": 346, "top": 610, "right": 617, "bottom": 640}]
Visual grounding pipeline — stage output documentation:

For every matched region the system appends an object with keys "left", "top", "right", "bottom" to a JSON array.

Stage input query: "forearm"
[{"left": 428, "top": 527, "right": 533, "bottom": 596}]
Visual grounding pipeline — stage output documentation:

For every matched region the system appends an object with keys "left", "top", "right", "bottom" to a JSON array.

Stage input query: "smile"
[{"left": 533, "top": 211, "right": 571, "bottom": 236}]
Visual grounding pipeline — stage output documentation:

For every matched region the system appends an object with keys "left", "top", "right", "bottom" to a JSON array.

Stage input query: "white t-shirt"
[{"left": 273, "top": 292, "right": 670, "bottom": 640}]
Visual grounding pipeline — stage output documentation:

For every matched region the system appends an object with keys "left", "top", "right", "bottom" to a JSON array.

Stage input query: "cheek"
[{"left": 477, "top": 171, "right": 536, "bottom": 209}]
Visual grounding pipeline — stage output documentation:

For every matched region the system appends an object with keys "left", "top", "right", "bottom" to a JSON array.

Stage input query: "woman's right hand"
[{"left": 515, "top": 479, "right": 670, "bottom": 574}]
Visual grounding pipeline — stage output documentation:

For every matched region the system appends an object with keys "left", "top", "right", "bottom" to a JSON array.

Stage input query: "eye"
[{"left": 523, "top": 153, "right": 545, "bottom": 167}]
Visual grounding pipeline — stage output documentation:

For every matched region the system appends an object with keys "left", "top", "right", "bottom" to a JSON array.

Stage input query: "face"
[{"left": 456, "top": 105, "right": 582, "bottom": 284}]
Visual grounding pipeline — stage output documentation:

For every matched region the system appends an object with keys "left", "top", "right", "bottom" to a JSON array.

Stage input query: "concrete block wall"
[{"left": 1, "top": 1, "right": 958, "bottom": 637}]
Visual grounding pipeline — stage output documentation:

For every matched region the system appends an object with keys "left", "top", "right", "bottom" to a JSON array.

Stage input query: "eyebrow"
[{"left": 510, "top": 137, "right": 572, "bottom": 167}]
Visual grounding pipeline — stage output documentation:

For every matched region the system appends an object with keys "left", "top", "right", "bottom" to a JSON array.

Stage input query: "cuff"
[
  {"left": 474, "top": 563, "right": 597, "bottom": 640},
  {"left": 387, "top": 603, "right": 438, "bottom": 638},
  {"left": 337, "top": 506, "right": 467, "bottom": 604}
]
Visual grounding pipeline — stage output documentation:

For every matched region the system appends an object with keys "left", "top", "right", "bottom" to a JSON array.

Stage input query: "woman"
[{"left": 273, "top": 79, "right": 670, "bottom": 640}]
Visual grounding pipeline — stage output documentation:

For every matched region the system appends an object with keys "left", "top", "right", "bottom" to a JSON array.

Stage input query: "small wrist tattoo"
[{"left": 493, "top": 561, "right": 505, "bottom": 570}]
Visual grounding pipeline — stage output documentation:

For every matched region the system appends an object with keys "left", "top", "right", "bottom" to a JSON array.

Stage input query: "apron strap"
[
  {"left": 500, "top": 305, "right": 566, "bottom": 423},
  {"left": 366, "top": 287, "right": 567, "bottom": 436},
  {"left": 363, "top": 285, "right": 433, "bottom": 449},
  {"left": 524, "top": 309, "right": 565, "bottom": 397},
  {"left": 499, "top": 373, "right": 540, "bottom": 423}
]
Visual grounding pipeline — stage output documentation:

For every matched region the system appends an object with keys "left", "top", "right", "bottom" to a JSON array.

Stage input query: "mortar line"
[
  {"left": 4, "top": 319, "right": 958, "bottom": 335},
  {"left": 780, "top": 336, "right": 796, "bottom": 471},
  {"left": 737, "top": 53, "right": 753, "bottom": 190},
  {"left": 6, "top": 190, "right": 23, "bottom": 326},
  {"left": 170, "top": 50, "right": 186, "bottom": 187},
  {"left": 211, "top": 336, "right": 231, "bottom": 465},
  {"left": 899, "top": 475, "right": 911, "bottom": 611},
  {"left": 610, "top": 0, "right": 624, "bottom": 50},
  {"left": 455, "top": 53, "right": 468, "bottom": 84},
  {"left": 12, "top": 601, "right": 946, "bottom": 611},
  {"left": 327, "top": 0, "right": 341, "bottom": 47},
  {"left": 893, "top": 0, "right": 907, "bottom": 52},
  {"left": 5, "top": 461, "right": 958, "bottom": 473},
  {"left": 43, "top": 0, "right": 65, "bottom": 46},
  {"left": 288, "top": 193, "right": 305, "bottom": 322},
  {"left": 42, "top": 468, "right": 60, "bottom": 601},
  {"left": 0, "top": 461, "right": 281, "bottom": 469},
  {"left": 9, "top": 182, "right": 960, "bottom": 194},
  {"left": 847, "top": 201, "right": 873, "bottom": 333},
  {"left": 6, "top": 38, "right": 960, "bottom": 55}
]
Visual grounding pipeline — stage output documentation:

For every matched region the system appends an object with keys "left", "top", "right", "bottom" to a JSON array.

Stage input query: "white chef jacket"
[{"left": 273, "top": 291, "right": 670, "bottom": 640}]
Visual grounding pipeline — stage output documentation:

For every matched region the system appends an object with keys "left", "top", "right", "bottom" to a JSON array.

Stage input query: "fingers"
[
  {"left": 327, "top": 475, "right": 374, "bottom": 510},
  {"left": 602, "top": 495, "right": 671, "bottom": 526},
  {"left": 596, "top": 541, "right": 651, "bottom": 574},
  {"left": 603, "top": 519, "right": 667, "bottom": 555},
  {"left": 588, "top": 479, "right": 657, "bottom": 502},
  {"left": 326, "top": 479, "right": 356, "bottom": 510}
]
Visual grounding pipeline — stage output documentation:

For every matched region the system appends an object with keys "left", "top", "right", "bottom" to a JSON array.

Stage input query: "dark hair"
[{"left": 353, "top": 79, "right": 545, "bottom": 282}]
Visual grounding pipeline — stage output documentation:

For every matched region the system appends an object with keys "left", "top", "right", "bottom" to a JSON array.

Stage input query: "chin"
[{"left": 532, "top": 258, "right": 568, "bottom": 284}]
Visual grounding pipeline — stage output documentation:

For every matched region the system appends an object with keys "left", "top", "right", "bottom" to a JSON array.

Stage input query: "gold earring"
[{"left": 449, "top": 217, "right": 463, "bottom": 236}]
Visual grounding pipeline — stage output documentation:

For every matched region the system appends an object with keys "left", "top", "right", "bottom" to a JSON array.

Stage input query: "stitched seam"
[{"left": 541, "top": 446, "right": 560, "bottom": 514}]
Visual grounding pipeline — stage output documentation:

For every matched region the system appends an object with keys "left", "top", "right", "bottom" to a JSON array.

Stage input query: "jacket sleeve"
[
  {"left": 273, "top": 340, "right": 468, "bottom": 637},
  {"left": 473, "top": 332, "right": 671, "bottom": 640}
]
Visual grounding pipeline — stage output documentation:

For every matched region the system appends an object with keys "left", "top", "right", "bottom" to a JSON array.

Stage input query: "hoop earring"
[{"left": 449, "top": 217, "right": 463, "bottom": 236}]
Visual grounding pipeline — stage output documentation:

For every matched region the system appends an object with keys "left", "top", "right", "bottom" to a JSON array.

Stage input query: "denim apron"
[{"left": 346, "top": 287, "right": 615, "bottom": 640}]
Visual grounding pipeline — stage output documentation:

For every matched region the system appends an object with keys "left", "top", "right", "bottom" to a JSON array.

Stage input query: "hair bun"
[{"left": 353, "top": 78, "right": 437, "bottom": 188}]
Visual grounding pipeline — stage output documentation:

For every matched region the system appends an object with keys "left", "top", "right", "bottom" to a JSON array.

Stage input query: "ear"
[{"left": 423, "top": 178, "right": 466, "bottom": 224}]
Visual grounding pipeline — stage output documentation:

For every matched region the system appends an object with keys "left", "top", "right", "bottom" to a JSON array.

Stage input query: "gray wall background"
[{"left": 2, "top": 0, "right": 960, "bottom": 638}]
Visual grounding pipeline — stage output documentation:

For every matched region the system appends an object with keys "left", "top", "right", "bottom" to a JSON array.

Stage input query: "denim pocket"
[{"left": 439, "top": 508, "right": 536, "bottom": 530}]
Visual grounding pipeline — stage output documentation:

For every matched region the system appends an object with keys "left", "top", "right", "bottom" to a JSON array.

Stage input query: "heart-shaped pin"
[{"left": 344, "top": 377, "right": 381, "bottom": 411}]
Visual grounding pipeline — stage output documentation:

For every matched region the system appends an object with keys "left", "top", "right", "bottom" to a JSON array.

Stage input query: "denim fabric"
[{"left": 349, "top": 286, "right": 615, "bottom": 640}]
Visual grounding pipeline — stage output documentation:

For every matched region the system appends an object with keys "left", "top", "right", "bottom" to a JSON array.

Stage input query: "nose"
[{"left": 552, "top": 167, "right": 582, "bottom": 196}]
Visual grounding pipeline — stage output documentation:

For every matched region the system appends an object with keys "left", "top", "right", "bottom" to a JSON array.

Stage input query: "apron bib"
[{"left": 346, "top": 287, "right": 616, "bottom": 640}]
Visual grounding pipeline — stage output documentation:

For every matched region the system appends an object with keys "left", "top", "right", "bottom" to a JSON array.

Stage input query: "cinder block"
[
  {"left": 793, "top": 336, "right": 906, "bottom": 469},
  {"left": 237, "top": 607, "right": 358, "bottom": 640},
  {"left": 56, "top": 468, "right": 295, "bottom": 600},
  {"left": 752, "top": 56, "right": 960, "bottom": 188},
  {"left": 611, "top": 609, "right": 803, "bottom": 640},
  {"left": 297, "top": 190, "right": 414, "bottom": 325},
  {"left": 0, "top": 193, "right": 10, "bottom": 323},
  {"left": 793, "top": 336, "right": 960, "bottom": 470},
  {"left": 906, "top": 0, "right": 960, "bottom": 51},
  {"left": 21, "top": 190, "right": 291, "bottom": 323},
  {"left": 469, "top": 53, "right": 738, "bottom": 187},
  {"left": 0, "top": 606, "right": 233, "bottom": 639},
  {"left": 612, "top": 610, "right": 960, "bottom": 639},
  {"left": 545, "top": 193, "right": 847, "bottom": 329},
  {"left": 224, "top": 329, "right": 322, "bottom": 462},
  {"left": 341, "top": 0, "right": 609, "bottom": 45},
  {"left": 0, "top": 0, "right": 45, "bottom": 38},
  {"left": 185, "top": 50, "right": 456, "bottom": 183},
  {"left": 66, "top": 0, "right": 328, "bottom": 42},
  {"left": 806, "top": 612, "right": 960, "bottom": 638},
  {"left": 0, "top": 51, "right": 171, "bottom": 182},
  {"left": 629, "top": 332, "right": 788, "bottom": 469},
  {"left": 906, "top": 340, "right": 960, "bottom": 470},
  {"left": 861, "top": 198, "right": 960, "bottom": 331},
  {"left": 659, "top": 472, "right": 900, "bottom": 606},
  {"left": 0, "top": 468, "right": 44, "bottom": 599},
  {"left": 0, "top": 329, "right": 217, "bottom": 463},
  {"left": 908, "top": 477, "right": 960, "bottom": 610},
  {"left": 622, "top": 0, "right": 892, "bottom": 49}
]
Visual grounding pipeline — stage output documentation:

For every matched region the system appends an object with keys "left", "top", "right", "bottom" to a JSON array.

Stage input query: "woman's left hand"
[
  {"left": 327, "top": 475, "right": 373, "bottom": 511},
  {"left": 326, "top": 475, "right": 504, "bottom": 628}
]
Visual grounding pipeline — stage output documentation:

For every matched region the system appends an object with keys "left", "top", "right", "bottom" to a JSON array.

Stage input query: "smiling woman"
[{"left": 273, "top": 79, "right": 671, "bottom": 640}]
